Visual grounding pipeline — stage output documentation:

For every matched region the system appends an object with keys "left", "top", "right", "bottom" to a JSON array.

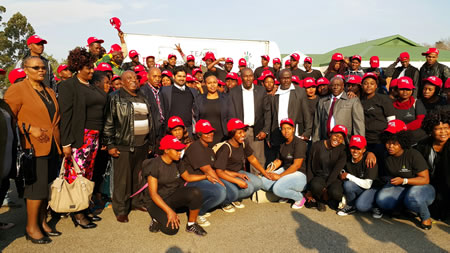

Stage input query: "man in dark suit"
[
  {"left": 270, "top": 69, "right": 312, "bottom": 147},
  {"left": 228, "top": 68, "right": 271, "bottom": 174},
  {"left": 160, "top": 66, "right": 199, "bottom": 136}
]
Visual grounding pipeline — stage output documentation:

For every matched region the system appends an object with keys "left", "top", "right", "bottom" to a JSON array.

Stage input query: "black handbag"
[{"left": 18, "top": 123, "right": 37, "bottom": 185}]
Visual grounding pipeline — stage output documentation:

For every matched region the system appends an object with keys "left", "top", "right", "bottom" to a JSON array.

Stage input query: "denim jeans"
[
  {"left": 343, "top": 181, "right": 378, "bottom": 212},
  {"left": 187, "top": 180, "right": 227, "bottom": 215},
  {"left": 376, "top": 183, "right": 435, "bottom": 220},
  {"left": 261, "top": 168, "right": 307, "bottom": 202},
  {"left": 221, "top": 171, "right": 263, "bottom": 204}
]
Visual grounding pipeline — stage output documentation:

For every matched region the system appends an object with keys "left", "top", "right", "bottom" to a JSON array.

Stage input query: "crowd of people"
[{"left": 0, "top": 32, "right": 450, "bottom": 242}]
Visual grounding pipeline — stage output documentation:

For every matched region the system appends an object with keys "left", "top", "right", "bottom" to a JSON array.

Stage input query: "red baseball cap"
[
  {"left": 317, "top": 77, "right": 330, "bottom": 86},
  {"left": 347, "top": 75, "right": 362, "bottom": 85},
  {"left": 96, "top": 63, "right": 113, "bottom": 72},
  {"left": 134, "top": 65, "right": 145, "bottom": 73},
  {"left": 258, "top": 70, "right": 275, "bottom": 80},
  {"left": 192, "top": 68, "right": 202, "bottom": 76},
  {"left": 385, "top": 119, "right": 407, "bottom": 134},
  {"left": 129, "top": 50, "right": 139, "bottom": 58},
  {"left": 238, "top": 58, "right": 247, "bottom": 67},
  {"left": 331, "top": 125, "right": 348, "bottom": 137},
  {"left": 332, "top": 53, "right": 344, "bottom": 61},
  {"left": 186, "top": 74, "right": 196, "bottom": 82},
  {"left": 335, "top": 74, "right": 345, "bottom": 80},
  {"left": 218, "top": 80, "right": 225, "bottom": 86},
  {"left": 261, "top": 55, "right": 270, "bottom": 61},
  {"left": 227, "top": 118, "right": 248, "bottom": 132},
  {"left": 397, "top": 76, "right": 414, "bottom": 89},
  {"left": 423, "top": 76, "right": 443, "bottom": 88},
  {"left": 273, "top": 58, "right": 281, "bottom": 64},
  {"left": 195, "top": 119, "right": 216, "bottom": 134},
  {"left": 362, "top": 72, "right": 378, "bottom": 82},
  {"left": 351, "top": 55, "right": 362, "bottom": 62},
  {"left": 187, "top": 55, "right": 195, "bottom": 61},
  {"left": 161, "top": 70, "right": 173, "bottom": 78},
  {"left": 112, "top": 74, "right": 121, "bottom": 82},
  {"left": 110, "top": 44, "right": 122, "bottom": 53},
  {"left": 303, "top": 77, "right": 317, "bottom": 88},
  {"left": 87, "top": 37, "right": 104, "bottom": 46},
  {"left": 445, "top": 78, "right": 450, "bottom": 89},
  {"left": 27, "top": 35, "right": 47, "bottom": 45},
  {"left": 159, "top": 135, "right": 186, "bottom": 150},
  {"left": 422, "top": 48, "right": 439, "bottom": 56},
  {"left": 370, "top": 56, "right": 380, "bottom": 68},
  {"left": 225, "top": 57, "right": 234, "bottom": 63},
  {"left": 146, "top": 55, "right": 155, "bottom": 60},
  {"left": 399, "top": 52, "right": 410, "bottom": 61},
  {"left": 280, "top": 118, "right": 294, "bottom": 127},
  {"left": 226, "top": 72, "right": 238, "bottom": 80},
  {"left": 110, "top": 17, "right": 122, "bottom": 32},
  {"left": 8, "top": 68, "right": 26, "bottom": 84},
  {"left": 168, "top": 116, "right": 185, "bottom": 129},
  {"left": 304, "top": 57, "right": 312, "bottom": 64},
  {"left": 285, "top": 60, "right": 290, "bottom": 66},
  {"left": 57, "top": 64, "right": 68, "bottom": 74},
  {"left": 202, "top": 52, "right": 216, "bottom": 62},
  {"left": 390, "top": 78, "right": 398, "bottom": 88},
  {"left": 54, "top": 74, "right": 60, "bottom": 82},
  {"left": 349, "top": 135, "right": 367, "bottom": 149},
  {"left": 168, "top": 54, "right": 177, "bottom": 60},
  {"left": 0, "top": 68, "right": 6, "bottom": 75},
  {"left": 291, "top": 53, "right": 300, "bottom": 62},
  {"left": 291, "top": 75, "right": 301, "bottom": 85},
  {"left": 274, "top": 79, "right": 280, "bottom": 85},
  {"left": 137, "top": 71, "right": 148, "bottom": 85}
]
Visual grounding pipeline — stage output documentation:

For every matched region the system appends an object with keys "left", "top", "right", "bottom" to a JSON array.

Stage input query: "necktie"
[{"left": 327, "top": 97, "right": 337, "bottom": 136}]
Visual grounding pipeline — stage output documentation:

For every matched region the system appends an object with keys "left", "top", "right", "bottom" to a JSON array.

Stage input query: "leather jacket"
[{"left": 103, "top": 88, "right": 155, "bottom": 152}]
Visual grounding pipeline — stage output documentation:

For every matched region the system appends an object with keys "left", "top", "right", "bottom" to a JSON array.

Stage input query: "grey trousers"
[{"left": 245, "top": 127, "right": 266, "bottom": 175}]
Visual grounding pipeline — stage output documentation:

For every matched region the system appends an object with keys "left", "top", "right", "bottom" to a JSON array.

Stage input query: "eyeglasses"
[{"left": 25, "top": 66, "right": 46, "bottom": 71}]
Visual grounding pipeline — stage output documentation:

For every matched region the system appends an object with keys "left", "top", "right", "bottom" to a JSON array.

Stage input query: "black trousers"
[
  {"left": 146, "top": 187, "right": 202, "bottom": 235},
  {"left": 310, "top": 177, "right": 343, "bottom": 202},
  {"left": 92, "top": 149, "right": 109, "bottom": 194},
  {"left": 112, "top": 145, "right": 148, "bottom": 216}
]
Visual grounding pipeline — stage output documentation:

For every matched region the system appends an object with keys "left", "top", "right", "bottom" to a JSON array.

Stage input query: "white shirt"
[
  {"left": 328, "top": 92, "right": 344, "bottom": 130},
  {"left": 173, "top": 83, "right": 185, "bottom": 91},
  {"left": 276, "top": 83, "right": 296, "bottom": 125},
  {"left": 398, "top": 68, "right": 406, "bottom": 78},
  {"left": 242, "top": 85, "right": 255, "bottom": 126}
]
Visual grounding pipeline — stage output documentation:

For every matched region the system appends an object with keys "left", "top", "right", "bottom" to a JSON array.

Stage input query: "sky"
[{"left": 2, "top": 0, "right": 450, "bottom": 61}]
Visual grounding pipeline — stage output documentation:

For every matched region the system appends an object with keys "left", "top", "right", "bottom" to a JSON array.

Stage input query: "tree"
[{"left": 423, "top": 37, "right": 450, "bottom": 51}]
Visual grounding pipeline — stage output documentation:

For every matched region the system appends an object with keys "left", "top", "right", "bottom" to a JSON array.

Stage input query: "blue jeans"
[
  {"left": 187, "top": 180, "right": 227, "bottom": 215},
  {"left": 261, "top": 168, "right": 307, "bottom": 201},
  {"left": 343, "top": 181, "right": 378, "bottom": 212},
  {"left": 376, "top": 184, "right": 435, "bottom": 220},
  {"left": 221, "top": 171, "right": 263, "bottom": 204}
]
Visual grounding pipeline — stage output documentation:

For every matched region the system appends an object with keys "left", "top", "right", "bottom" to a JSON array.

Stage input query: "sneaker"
[
  {"left": 337, "top": 205, "right": 356, "bottom": 216},
  {"left": 149, "top": 219, "right": 160, "bottom": 233},
  {"left": 186, "top": 223, "right": 207, "bottom": 236},
  {"left": 292, "top": 198, "right": 306, "bottom": 209},
  {"left": 0, "top": 222, "right": 15, "bottom": 230},
  {"left": 232, "top": 201, "right": 245, "bottom": 209},
  {"left": 197, "top": 215, "right": 211, "bottom": 227},
  {"left": 222, "top": 204, "right": 236, "bottom": 213},
  {"left": 372, "top": 207, "right": 383, "bottom": 219},
  {"left": 202, "top": 212, "right": 211, "bottom": 218},
  {"left": 317, "top": 202, "right": 327, "bottom": 212},
  {"left": 278, "top": 198, "right": 289, "bottom": 203}
]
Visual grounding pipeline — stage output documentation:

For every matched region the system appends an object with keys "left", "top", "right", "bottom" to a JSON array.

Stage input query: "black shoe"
[
  {"left": 305, "top": 201, "right": 317, "bottom": 209},
  {"left": 149, "top": 219, "right": 160, "bottom": 233},
  {"left": 186, "top": 223, "right": 207, "bottom": 236},
  {"left": 70, "top": 214, "right": 97, "bottom": 229},
  {"left": 420, "top": 222, "right": 432, "bottom": 230},
  {"left": 25, "top": 232, "right": 52, "bottom": 244},
  {"left": 43, "top": 228, "right": 62, "bottom": 237},
  {"left": 89, "top": 215, "right": 102, "bottom": 222},
  {"left": 337, "top": 205, "right": 356, "bottom": 216},
  {"left": 317, "top": 202, "right": 327, "bottom": 212}
]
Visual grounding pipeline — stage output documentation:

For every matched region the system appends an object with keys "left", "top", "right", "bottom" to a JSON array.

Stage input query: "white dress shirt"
[
  {"left": 242, "top": 85, "right": 255, "bottom": 126},
  {"left": 276, "top": 83, "right": 296, "bottom": 125}
]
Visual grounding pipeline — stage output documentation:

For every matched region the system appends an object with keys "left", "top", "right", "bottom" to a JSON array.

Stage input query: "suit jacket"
[
  {"left": 228, "top": 85, "right": 271, "bottom": 140},
  {"left": 4, "top": 79, "right": 61, "bottom": 157},
  {"left": 160, "top": 85, "right": 200, "bottom": 131},
  {"left": 270, "top": 85, "right": 312, "bottom": 145},
  {"left": 313, "top": 92, "right": 365, "bottom": 142},
  {"left": 139, "top": 83, "right": 164, "bottom": 140},
  {"left": 197, "top": 92, "right": 231, "bottom": 137}
]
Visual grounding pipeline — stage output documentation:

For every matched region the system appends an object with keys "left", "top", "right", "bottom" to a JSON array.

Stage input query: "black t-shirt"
[
  {"left": 214, "top": 141, "right": 253, "bottom": 172},
  {"left": 182, "top": 139, "right": 215, "bottom": 175},
  {"left": 278, "top": 137, "right": 307, "bottom": 173},
  {"left": 142, "top": 157, "right": 186, "bottom": 199},
  {"left": 299, "top": 70, "right": 323, "bottom": 80},
  {"left": 306, "top": 97, "right": 319, "bottom": 121},
  {"left": 291, "top": 68, "right": 305, "bottom": 80},
  {"left": 82, "top": 84, "right": 107, "bottom": 131},
  {"left": 393, "top": 99, "right": 426, "bottom": 124},
  {"left": 361, "top": 94, "right": 396, "bottom": 144},
  {"left": 346, "top": 153, "right": 378, "bottom": 180},
  {"left": 384, "top": 149, "right": 428, "bottom": 179}
]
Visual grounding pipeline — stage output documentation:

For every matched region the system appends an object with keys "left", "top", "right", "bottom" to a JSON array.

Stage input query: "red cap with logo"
[
  {"left": 227, "top": 118, "right": 248, "bottom": 132},
  {"left": 192, "top": 68, "right": 202, "bottom": 76},
  {"left": 399, "top": 52, "right": 410, "bottom": 60},
  {"left": 87, "top": 37, "right": 104, "bottom": 46},
  {"left": 261, "top": 55, "right": 270, "bottom": 61},
  {"left": 225, "top": 57, "right": 234, "bottom": 63},
  {"left": 317, "top": 77, "right": 330, "bottom": 85},
  {"left": 134, "top": 65, "right": 145, "bottom": 73},
  {"left": 398, "top": 76, "right": 414, "bottom": 89},
  {"left": 202, "top": 52, "right": 216, "bottom": 62},
  {"left": 238, "top": 58, "right": 247, "bottom": 67},
  {"left": 195, "top": 119, "right": 216, "bottom": 134},
  {"left": 226, "top": 72, "right": 238, "bottom": 80},
  {"left": 291, "top": 75, "right": 301, "bottom": 85},
  {"left": 385, "top": 119, "right": 407, "bottom": 134},
  {"left": 112, "top": 74, "right": 121, "bottom": 82},
  {"left": 349, "top": 135, "right": 367, "bottom": 149},
  {"left": 137, "top": 71, "right": 147, "bottom": 85},
  {"left": 258, "top": 70, "right": 275, "bottom": 80},
  {"left": 303, "top": 77, "right": 317, "bottom": 88},
  {"left": 129, "top": 50, "right": 139, "bottom": 58},
  {"left": 161, "top": 70, "right": 173, "bottom": 78},
  {"left": 109, "top": 44, "right": 122, "bottom": 53},
  {"left": 347, "top": 75, "right": 362, "bottom": 85},
  {"left": 218, "top": 80, "right": 225, "bottom": 86},
  {"left": 109, "top": 17, "right": 122, "bottom": 32},
  {"left": 422, "top": 48, "right": 439, "bottom": 56},
  {"left": 335, "top": 74, "right": 345, "bottom": 80},
  {"left": 285, "top": 60, "right": 290, "bottom": 66},
  {"left": 280, "top": 118, "right": 294, "bottom": 127},
  {"left": 351, "top": 55, "right": 362, "bottom": 62},
  {"left": 186, "top": 55, "right": 195, "bottom": 61},
  {"left": 445, "top": 78, "right": 450, "bottom": 89},
  {"left": 27, "top": 35, "right": 47, "bottom": 45},
  {"left": 423, "top": 76, "right": 443, "bottom": 88},
  {"left": 8, "top": 68, "right": 26, "bottom": 84},
  {"left": 0, "top": 68, "right": 5, "bottom": 75},
  {"left": 159, "top": 135, "right": 186, "bottom": 150},
  {"left": 390, "top": 78, "right": 398, "bottom": 88},
  {"left": 331, "top": 125, "right": 348, "bottom": 137},
  {"left": 57, "top": 64, "right": 68, "bottom": 74},
  {"left": 332, "top": 53, "right": 344, "bottom": 61},
  {"left": 168, "top": 116, "right": 185, "bottom": 129},
  {"left": 168, "top": 54, "right": 177, "bottom": 60},
  {"left": 304, "top": 57, "right": 312, "bottom": 64},
  {"left": 273, "top": 58, "right": 281, "bottom": 64},
  {"left": 96, "top": 63, "right": 113, "bottom": 72},
  {"left": 291, "top": 53, "right": 300, "bottom": 62},
  {"left": 186, "top": 74, "right": 196, "bottom": 82},
  {"left": 362, "top": 72, "right": 378, "bottom": 82},
  {"left": 370, "top": 56, "right": 380, "bottom": 68}
]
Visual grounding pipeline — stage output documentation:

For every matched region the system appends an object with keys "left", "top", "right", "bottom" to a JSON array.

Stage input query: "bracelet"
[{"left": 402, "top": 178, "right": 408, "bottom": 185}]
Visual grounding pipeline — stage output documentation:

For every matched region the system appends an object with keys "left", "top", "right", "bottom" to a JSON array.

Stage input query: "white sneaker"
[
  {"left": 202, "top": 212, "right": 211, "bottom": 218},
  {"left": 222, "top": 204, "right": 236, "bottom": 213},
  {"left": 372, "top": 207, "right": 383, "bottom": 219},
  {"left": 232, "top": 201, "right": 245, "bottom": 209},
  {"left": 197, "top": 215, "right": 211, "bottom": 227},
  {"left": 338, "top": 196, "right": 346, "bottom": 210},
  {"left": 278, "top": 198, "right": 289, "bottom": 203}
]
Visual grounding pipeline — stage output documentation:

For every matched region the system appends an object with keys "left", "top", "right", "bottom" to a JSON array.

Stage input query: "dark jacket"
[
  {"left": 419, "top": 62, "right": 450, "bottom": 98},
  {"left": 197, "top": 92, "right": 231, "bottom": 137},
  {"left": 0, "top": 100, "right": 18, "bottom": 181},
  {"left": 386, "top": 62, "right": 420, "bottom": 97},
  {"left": 228, "top": 84, "right": 271, "bottom": 140},
  {"left": 306, "top": 141, "right": 347, "bottom": 186},
  {"left": 139, "top": 83, "right": 164, "bottom": 141},
  {"left": 415, "top": 138, "right": 450, "bottom": 188},
  {"left": 103, "top": 89, "right": 155, "bottom": 152}
]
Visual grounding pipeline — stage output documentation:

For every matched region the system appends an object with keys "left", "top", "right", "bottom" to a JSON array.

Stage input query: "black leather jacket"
[{"left": 103, "top": 89, "right": 155, "bottom": 152}]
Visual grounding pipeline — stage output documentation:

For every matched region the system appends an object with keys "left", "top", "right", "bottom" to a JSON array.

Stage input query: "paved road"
[{"left": 1, "top": 197, "right": 449, "bottom": 253}]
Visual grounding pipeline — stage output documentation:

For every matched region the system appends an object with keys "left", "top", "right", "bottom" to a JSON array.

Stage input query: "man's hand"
[
  {"left": 340, "top": 172, "right": 348, "bottom": 180},
  {"left": 236, "top": 179, "right": 248, "bottom": 189},
  {"left": 347, "top": 91, "right": 357, "bottom": 99},
  {"left": 256, "top": 132, "right": 267, "bottom": 140},
  {"left": 174, "top": 43, "right": 182, "bottom": 54},
  {"left": 108, "top": 148, "right": 120, "bottom": 158},
  {"left": 365, "top": 152, "right": 377, "bottom": 168},
  {"left": 390, "top": 177, "right": 403, "bottom": 186}
]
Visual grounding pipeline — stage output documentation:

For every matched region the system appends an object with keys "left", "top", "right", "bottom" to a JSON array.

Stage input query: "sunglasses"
[{"left": 25, "top": 66, "right": 46, "bottom": 71}]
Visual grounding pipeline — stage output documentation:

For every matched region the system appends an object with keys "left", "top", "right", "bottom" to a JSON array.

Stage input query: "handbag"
[
  {"left": 18, "top": 123, "right": 37, "bottom": 185},
  {"left": 49, "top": 156, "right": 94, "bottom": 213}
]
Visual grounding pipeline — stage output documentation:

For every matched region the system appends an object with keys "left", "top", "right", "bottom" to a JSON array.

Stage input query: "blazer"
[
  {"left": 197, "top": 92, "right": 231, "bottom": 137},
  {"left": 313, "top": 92, "right": 365, "bottom": 142},
  {"left": 228, "top": 84, "right": 271, "bottom": 140},
  {"left": 4, "top": 79, "right": 61, "bottom": 157},
  {"left": 139, "top": 83, "right": 164, "bottom": 140},
  {"left": 159, "top": 85, "right": 200, "bottom": 130},
  {"left": 270, "top": 86, "right": 312, "bottom": 146}
]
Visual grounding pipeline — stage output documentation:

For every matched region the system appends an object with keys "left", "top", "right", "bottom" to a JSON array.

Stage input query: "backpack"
[{"left": 212, "top": 141, "right": 245, "bottom": 158}]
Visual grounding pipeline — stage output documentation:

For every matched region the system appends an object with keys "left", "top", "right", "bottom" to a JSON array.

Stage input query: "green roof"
[{"left": 305, "top": 34, "right": 450, "bottom": 67}]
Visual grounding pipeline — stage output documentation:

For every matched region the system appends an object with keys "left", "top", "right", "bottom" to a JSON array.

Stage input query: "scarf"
[{"left": 393, "top": 96, "right": 415, "bottom": 110}]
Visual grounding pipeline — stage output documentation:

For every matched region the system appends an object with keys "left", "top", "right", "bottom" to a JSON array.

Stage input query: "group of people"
[{"left": 0, "top": 32, "right": 449, "bottom": 242}]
